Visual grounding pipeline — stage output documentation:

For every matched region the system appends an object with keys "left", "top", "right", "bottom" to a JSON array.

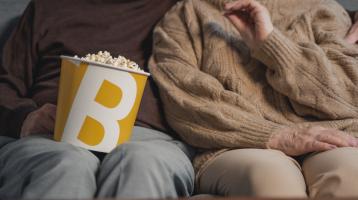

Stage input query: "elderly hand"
[
  {"left": 224, "top": 0, "right": 273, "bottom": 49},
  {"left": 20, "top": 103, "right": 57, "bottom": 138},
  {"left": 267, "top": 126, "right": 358, "bottom": 156},
  {"left": 345, "top": 12, "right": 358, "bottom": 44}
]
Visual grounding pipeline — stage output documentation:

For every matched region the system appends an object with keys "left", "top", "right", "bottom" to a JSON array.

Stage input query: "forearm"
[
  {"left": 345, "top": 11, "right": 358, "bottom": 43},
  {"left": 165, "top": 106, "right": 282, "bottom": 149},
  {"left": 151, "top": 57, "right": 286, "bottom": 149},
  {"left": 252, "top": 28, "right": 358, "bottom": 119},
  {"left": 224, "top": 0, "right": 358, "bottom": 120}
]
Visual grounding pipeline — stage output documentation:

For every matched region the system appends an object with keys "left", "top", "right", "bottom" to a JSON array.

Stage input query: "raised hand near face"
[{"left": 224, "top": 0, "right": 274, "bottom": 49}]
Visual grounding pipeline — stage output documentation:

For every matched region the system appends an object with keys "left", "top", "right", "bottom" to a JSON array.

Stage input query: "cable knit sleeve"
[
  {"left": 149, "top": 1, "right": 285, "bottom": 150},
  {"left": 252, "top": 0, "right": 358, "bottom": 120}
]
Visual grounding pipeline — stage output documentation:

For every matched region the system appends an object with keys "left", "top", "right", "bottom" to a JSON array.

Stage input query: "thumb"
[
  {"left": 345, "top": 33, "right": 358, "bottom": 44},
  {"left": 43, "top": 103, "right": 57, "bottom": 121}
]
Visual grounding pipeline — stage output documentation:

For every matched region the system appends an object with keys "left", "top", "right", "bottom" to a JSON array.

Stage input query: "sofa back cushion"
[{"left": 0, "top": 0, "right": 31, "bottom": 54}]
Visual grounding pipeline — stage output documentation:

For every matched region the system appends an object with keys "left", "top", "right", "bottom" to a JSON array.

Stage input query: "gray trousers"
[{"left": 0, "top": 126, "right": 195, "bottom": 199}]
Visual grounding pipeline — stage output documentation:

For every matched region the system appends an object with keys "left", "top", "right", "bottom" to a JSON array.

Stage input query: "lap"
[
  {"left": 0, "top": 135, "right": 96, "bottom": 158},
  {"left": 0, "top": 127, "right": 195, "bottom": 198},
  {"left": 96, "top": 126, "right": 196, "bottom": 198},
  {"left": 0, "top": 126, "right": 194, "bottom": 171},
  {"left": 199, "top": 149, "right": 306, "bottom": 197},
  {"left": 0, "top": 136, "right": 15, "bottom": 148},
  {"left": 200, "top": 148, "right": 301, "bottom": 173},
  {"left": 303, "top": 147, "right": 358, "bottom": 171},
  {"left": 103, "top": 126, "right": 195, "bottom": 172},
  {"left": 128, "top": 126, "right": 195, "bottom": 159},
  {"left": 0, "top": 135, "right": 99, "bottom": 175},
  {"left": 0, "top": 136, "right": 99, "bottom": 199}
]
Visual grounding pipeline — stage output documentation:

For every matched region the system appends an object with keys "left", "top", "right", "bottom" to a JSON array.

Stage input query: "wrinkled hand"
[
  {"left": 20, "top": 103, "right": 57, "bottom": 138},
  {"left": 267, "top": 126, "right": 358, "bottom": 156},
  {"left": 224, "top": 0, "right": 274, "bottom": 49},
  {"left": 345, "top": 12, "right": 358, "bottom": 44}
]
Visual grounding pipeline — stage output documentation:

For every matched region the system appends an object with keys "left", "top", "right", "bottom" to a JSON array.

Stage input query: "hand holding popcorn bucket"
[{"left": 54, "top": 52, "right": 149, "bottom": 153}]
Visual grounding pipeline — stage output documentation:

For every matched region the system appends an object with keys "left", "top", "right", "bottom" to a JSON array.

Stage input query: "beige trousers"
[{"left": 198, "top": 148, "right": 358, "bottom": 198}]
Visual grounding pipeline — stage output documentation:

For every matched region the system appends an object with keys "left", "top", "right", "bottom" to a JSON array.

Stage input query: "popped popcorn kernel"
[{"left": 79, "top": 51, "right": 144, "bottom": 72}]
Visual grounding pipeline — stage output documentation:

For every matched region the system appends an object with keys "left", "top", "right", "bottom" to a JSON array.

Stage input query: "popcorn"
[{"left": 77, "top": 51, "right": 144, "bottom": 72}]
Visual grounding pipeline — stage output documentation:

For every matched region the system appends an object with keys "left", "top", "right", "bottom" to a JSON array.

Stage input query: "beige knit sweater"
[{"left": 149, "top": 0, "right": 358, "bottom": 183}]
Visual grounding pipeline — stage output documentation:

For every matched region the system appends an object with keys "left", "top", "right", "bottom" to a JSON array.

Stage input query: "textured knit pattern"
[{"left": 149, "top": 0, "right": 358, "bottom": 184}]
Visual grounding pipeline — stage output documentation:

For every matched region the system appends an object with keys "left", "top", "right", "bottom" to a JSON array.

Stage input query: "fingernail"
[{"left": 330, "top": 145, "right": 337, "bottom": 149}]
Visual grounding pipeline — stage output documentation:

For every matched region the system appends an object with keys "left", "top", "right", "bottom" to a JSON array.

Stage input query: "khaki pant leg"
[
  {"left": 198, "top": 149, "right": 307, "bottom": 197},
  {"left": 303, "top": 147, "right": 358, "bottom": 198}
]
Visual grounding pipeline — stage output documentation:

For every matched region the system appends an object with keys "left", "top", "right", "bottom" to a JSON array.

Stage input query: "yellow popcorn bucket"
[{"left": 54, "top": 56, "right": 149, "bottom": 153}]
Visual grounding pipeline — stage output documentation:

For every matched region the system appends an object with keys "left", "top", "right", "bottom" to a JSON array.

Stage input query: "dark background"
[{"left": 1, "top": 0, "right": 358, "bottom": 52}]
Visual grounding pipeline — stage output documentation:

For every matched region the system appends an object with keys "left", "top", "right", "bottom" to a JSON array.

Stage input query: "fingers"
[
  {"left": 225, "top": 13, "right": 247, "bottom": 33},
  {"left": 306, "top": 140, "right": 337, "bottom": 153},
  {"left": 323, "top": 129, "right": 357, "bottom": 147},
  {"left": 224, "top": 0, "right": 273, "bottom": 45},
  {"left": 43, "top": 103, "right": 57, "bottom": 121},
  {"left": 345, "top": 29, "right": 358, "bottom": 44},
  {"left": 21, "top": 104, "right": 57, "bottom": 137},
  {"left": 332, "top": 130, "right": 358, "bottom": 147},
  {"left": 224, "top": 0, "right": 258, "bottom": 39},
  {"left": 225, "top": 0, "right": 264, "bottom": 21},
  {"left": 311, "top": 126, "right": 358, "bottom": 148},
  {"left": 345, "top": 36, "right": 357, "bottom": 44},
  {"left": 315, "top": 133, "right": 350, "bottom": 147},
  {"left": 43, "top": 103, "right": 57, "bottom": 111},
  {"left": 225, "top": 0, "right": 262, "bottom": 12},
  {"left": 345, "top": 21, "right": 358, "bottom": 44}
]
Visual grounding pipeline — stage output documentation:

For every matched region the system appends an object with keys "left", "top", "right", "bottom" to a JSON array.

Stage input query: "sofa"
[
  {"left": 0, "top": 0, "right": 358, "bottom": 198},
  {"left": 1, "top": 0, "right": 358, "bottom": 52}
]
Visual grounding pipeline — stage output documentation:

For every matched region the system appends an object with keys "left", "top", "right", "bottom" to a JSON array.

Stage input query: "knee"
[
  {"left": 0, "top": 138, "right": 99, "bottom": 192},
  {"left": 332, "top": 147, "right": 358, "bottom": 176},
  {"left": 105, "top": 141, "right": 194, "bottom": 189},
  {"left": 111, "top": 142, "right": 161, "bottom": 168},
  {"left": 114, "top": 142, "right": 193, "bottom": 176},
  {"left": 99, "top": 142, "right": 194, "bottom": 197},
  {"left": 50, "top": 147, "right": 99, "bottom": 173},
  {"left": 251, "top": 151, "right": 306, "bottom": 197},
  {"left": 333, "top": 162, "right": 358, "bottom": 186},
  {"left": 199, "top": 149, "right": 306, "bottom": 197},
  {"left": 221, "top": 149, "right": 302, "bottom": 176},
  {"left": 304, "top": 147, "right": 358, "bottom": 197},
  {"left": 19, "top": 138, "right": 100, "bottom": 174}
]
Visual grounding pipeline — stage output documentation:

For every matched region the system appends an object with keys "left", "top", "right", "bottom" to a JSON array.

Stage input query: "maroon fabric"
[{"left": 0, "top": 0, "right": 179, "bottom": 138}]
